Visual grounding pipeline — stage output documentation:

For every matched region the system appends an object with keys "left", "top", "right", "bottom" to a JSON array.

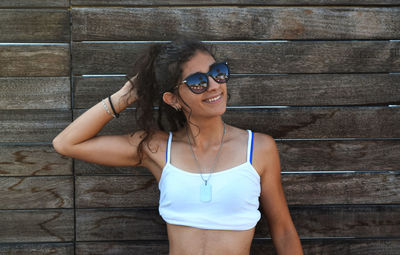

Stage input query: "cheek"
[{"left": 178, "top": 89, "right": 197, "bottom": 110}]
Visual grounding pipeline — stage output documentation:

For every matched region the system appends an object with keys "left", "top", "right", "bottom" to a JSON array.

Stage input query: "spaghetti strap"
[
  {"left": 166, "top": 132, "right": 173, "bottom": 164},
  {"left": 246, "top": 130, "right": 254, "bottom": 164}
]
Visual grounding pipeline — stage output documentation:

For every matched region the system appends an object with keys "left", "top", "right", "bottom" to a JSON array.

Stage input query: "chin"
[{"left": 206, "top": 104, "right": 227, "bottom": 118}]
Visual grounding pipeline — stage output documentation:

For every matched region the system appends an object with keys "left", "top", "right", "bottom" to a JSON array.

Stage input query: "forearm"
[
  {"left": 273, "top": 229, "right": 303, "bottom": 255},
  {"left": 53, "top": 81, "right": 136, "bottom": 150}
]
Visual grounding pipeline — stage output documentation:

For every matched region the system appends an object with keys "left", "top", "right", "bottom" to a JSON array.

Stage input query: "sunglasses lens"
[
  {"left": 210, "top": 62, "right": 229, "bottom": 83},
  {"left": 185, "top": 73, "right": 208, "bottom": 94}
]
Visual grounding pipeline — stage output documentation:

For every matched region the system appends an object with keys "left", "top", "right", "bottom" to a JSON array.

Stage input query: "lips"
[{"left": 203, "top": 94, "right": 222, "bottom": 103}]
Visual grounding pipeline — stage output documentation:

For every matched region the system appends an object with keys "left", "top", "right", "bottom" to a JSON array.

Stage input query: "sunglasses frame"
[{"left": 175, "top": 61, "right": 230, "bottom": 94}]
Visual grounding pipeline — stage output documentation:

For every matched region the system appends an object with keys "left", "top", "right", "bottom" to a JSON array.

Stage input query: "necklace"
[{"left": 185, "top": 122, "right": 226, "bottom": 203}]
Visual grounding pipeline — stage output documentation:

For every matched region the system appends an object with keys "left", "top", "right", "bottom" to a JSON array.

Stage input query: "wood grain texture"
[
  {"left": 76, "top": 241, "right": 168, "bottom": 255},
  {"left": 76, "top": 209, "right": 167, "bottom": 241},
  {"left": 76, "top": 206, "right": 400, "bottom": 241},
  {"left": 73, "top": 74, "right": 400, "bottom": 108},
  {"left": 73, "top": 76, "right": 127, "bottom": 109},
  {"left": 222, "top": 107, "right": 400, "bottom": 138},
  {"left": 74, "top": 107, "right": 400, "bottom": 138},
  {"left": 72, "top": 41, "right": 400, "bottom": 75},
  {"left": 252, "top": 239, "right": 400, "bottom": 255},
  {"left": 0, "top": 77, "right": 70, "bottom": 109},
  {"left": 0, "top": 0, "right": 68, "bottom": 7},
  {"left": 75, "top": 159, "right": 148, "bottom": 175},
  {"left": 74, "top": 172, "right": 400, "bottom": 208},
  {"left": 72, "top": 240, "right": 400, "bottom": 255},
  {"left": 279, "top": 140, "right": 400, "bottom": 171},
  {"left": 0, "top": 110, "right": 71, "bottom": 143},
  {"left": 73, "top": 140, "right": 400, "bottom": 175},
  {"left": 0, "top": 176, "right": 73, "bottom": 209},
  {"left": 76, "top": 176, "right": 159, "bottom": 208},
  {"left": 0, "top": 10, "right": 69, "bottom": 42},
  {"left": 0, "top": 243, "right": 73, "bottom": 255},
  {"left": 71, "top": 7, "right": 400, "bottom": 41},
  {"left": 0, "top": 45, "right": 70, "bottom": 77},
  {"left": 72, "top": 0, "right": 400, "bottom": 5},
  {"left": 0, "top": 145, "right": 72, "bottom": 176},
  {"left": 257, "top": 205, "right": 400, "bottom": 238},
  {"left": 75, "top": 240, "right": 400, "bottom": 255},
  {"left": 0, "top": 210, "right": 74, "bottom": 242},
  {"left": 283, "top": 173, "right": 400, "bottom": 205},
  {"left": 72, "top": 42, "right": 145, "bottom": 75}
]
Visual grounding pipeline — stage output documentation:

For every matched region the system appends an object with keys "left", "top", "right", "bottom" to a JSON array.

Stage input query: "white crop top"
[{"left": 158, "top": 130, "right": 261, "bottom": 230}]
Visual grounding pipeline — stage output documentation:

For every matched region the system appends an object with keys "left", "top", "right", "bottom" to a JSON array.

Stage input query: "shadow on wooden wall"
[{"left": 0, "top": 0, "right": 399, "bottom": 254}]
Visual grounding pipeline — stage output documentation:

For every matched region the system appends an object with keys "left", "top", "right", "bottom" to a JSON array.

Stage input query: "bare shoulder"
[
  {"left": 129, "top": 130, "right": 169, "bottom": 168},
  {"left": 127, "top": 129, "right": 169, "bottom": 147},
  {"left": 252, "top": 132, "right": 280, "bottom": 177},
  {"left": 253, "top": 132, "right": 277, "bottom": 152}
]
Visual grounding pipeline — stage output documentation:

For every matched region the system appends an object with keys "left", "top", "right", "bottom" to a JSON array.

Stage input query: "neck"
[{"left": 186, "top": 117, "right": 225, "bottom": 150}]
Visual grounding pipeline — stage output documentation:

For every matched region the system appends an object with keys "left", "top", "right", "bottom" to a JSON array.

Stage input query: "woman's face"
[{"left": 177, "top": 50, "right": 228, "bottom": 119}]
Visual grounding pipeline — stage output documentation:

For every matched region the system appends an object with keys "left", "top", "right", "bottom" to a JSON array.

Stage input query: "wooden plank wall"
[{"left": 1, "top": 0, "right": 399, "bottom": 254}]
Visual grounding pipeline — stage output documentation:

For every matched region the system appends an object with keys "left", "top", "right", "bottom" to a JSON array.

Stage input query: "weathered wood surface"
[
  {"left": 75, "top": 240, "right": 400, "bottom": 255},
  {"left": 0, "top": 210, "right": 74, "bottom": 242},
  {"left": 0, "top": 45, "right": 70, "bottom": 77},
  {"left": 0, "top": 176, "right": 73, "bottom": 209},
  {"left": 74, "top": 140, "right": 400, "bottom": 175},
  {"left": 74, "top": 172, "right": 400, "bottom": 208},
  {"left": 73, "top": 74, "right": 400, "bottom": 108},
  {"left": 257, "top": 205, "right": 400, "bottom": 238},
  {"left": 72, "top": 41, "right": 400, "bottom": 75},
  {"left": 76, "top": 209, "right": 167, "bottom": 241},
  {"left": 0, "top": 0, "right": 68, "bottom": 7},
  {"left": 278, "top": 140, "right": 400, "bottom": 171},
  {"left": 74, "top": 76, "right": 127, "bottom": 109},
  {"left": 252, "top": 239, "right": 400, "bottom": 255},
  {"left": 75, "top": 159, "right": 148, "bottom": 175},
  {"left": 76, "top": 206, "right": 400, "bottom": 241},
  {"left": 76, "top": 241, "right": 168, "bottom": 255},
  {"left": 222, "top": 107, "right": 400, "bottom": 138},
  {"left": 0, "top": 145, "right": 72, "bottom": 176},
  {"left": 72, "top": 0, "right": 400, "bottom": 5},
  {"left": 0, "top": 243, "right": 73, "bottom": 255},
  {"left": 76, "top": 176, "right": 158, "bottom": 208},
  {"left": 0, "top": 110, "right": 71, "bottom": 143},
  {"left": 283, "top": 173, "right": 400, "bottom": 205},
  {"left": 72, "top": 42, "right": 146, "bottom": 75},
  {"left": 74, "top": 107, "right": 400, "bottom": 138},
  {"left": 72, "top": 8, "right": 400, "bottom": 41},
  {"left": 0, "top": 77, "right": 70, "bottom": 110},
  {"left": 0, "top": 10, "right": 69, "bottom": 42}
]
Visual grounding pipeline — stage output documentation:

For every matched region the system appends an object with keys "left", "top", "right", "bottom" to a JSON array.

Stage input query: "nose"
[{"left": 207, "top": 75, "right": 221, "bottom": 91}]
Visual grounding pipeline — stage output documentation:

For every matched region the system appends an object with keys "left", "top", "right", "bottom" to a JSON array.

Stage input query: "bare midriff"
[{"left": 166, "top": 223, "right": 255, "bottom": 255}]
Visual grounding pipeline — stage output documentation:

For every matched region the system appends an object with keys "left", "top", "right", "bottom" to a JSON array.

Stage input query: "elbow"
[{"left": 52, "top": 136, "right": 69, "bottom": 156}]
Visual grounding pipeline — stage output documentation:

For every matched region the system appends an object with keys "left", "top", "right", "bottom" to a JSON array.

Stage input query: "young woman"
[{"left": 53, "top": 40, "right": 303, "bottom": 255}]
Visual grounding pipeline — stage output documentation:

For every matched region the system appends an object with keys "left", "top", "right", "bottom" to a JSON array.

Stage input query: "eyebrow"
[{"left": 183, "top": 61, "right": 217, "bottom": 79}]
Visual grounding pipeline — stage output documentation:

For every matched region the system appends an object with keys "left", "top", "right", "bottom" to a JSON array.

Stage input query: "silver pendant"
[{"left": 200, "top": 182, "right": 212, "bottom": 202}]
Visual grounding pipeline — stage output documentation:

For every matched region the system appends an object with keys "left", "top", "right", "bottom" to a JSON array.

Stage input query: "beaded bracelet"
[
  {"left": 102, "top": 99, "right": 116, "bottom": 118},
  {"left": 108, "top": 96, "right": 120, "bottom": 118}
]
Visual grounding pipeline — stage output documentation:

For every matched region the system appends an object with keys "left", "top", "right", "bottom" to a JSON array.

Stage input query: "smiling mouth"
[{"left": 204, "top": 94, "right": 222, "bottom": 103}]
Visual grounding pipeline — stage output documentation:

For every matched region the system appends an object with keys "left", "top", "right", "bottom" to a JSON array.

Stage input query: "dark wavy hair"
[{"left": 123, "top": 39, "right": 215, "bottom": 162}]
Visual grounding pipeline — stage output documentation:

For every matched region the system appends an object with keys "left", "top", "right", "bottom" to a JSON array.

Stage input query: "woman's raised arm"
[{"left": 52, "top": 77, "right": 141, "bottom": 167}]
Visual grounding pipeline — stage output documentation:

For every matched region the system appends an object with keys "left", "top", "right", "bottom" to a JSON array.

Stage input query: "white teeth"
[{"left": 205, "top": 95, "right": 221, "bottom": 102}]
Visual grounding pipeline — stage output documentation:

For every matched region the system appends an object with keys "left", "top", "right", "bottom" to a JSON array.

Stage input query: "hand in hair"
[{"left": 121, "top": 73, "right": 139, "bottom": 106}]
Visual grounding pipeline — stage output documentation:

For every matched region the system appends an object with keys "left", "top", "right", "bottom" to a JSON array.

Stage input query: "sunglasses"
[{"left": 177, "top": 62, "right": 230, "bottom": 94}]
